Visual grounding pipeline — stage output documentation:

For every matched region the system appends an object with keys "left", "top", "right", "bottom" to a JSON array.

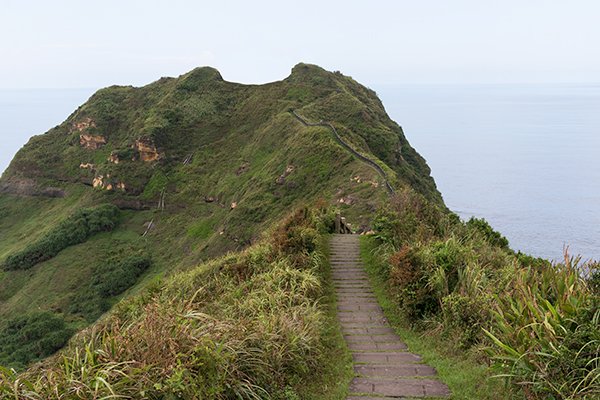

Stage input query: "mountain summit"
[{"left": 0, "top": 63, "right": 440, "bottom": 368}]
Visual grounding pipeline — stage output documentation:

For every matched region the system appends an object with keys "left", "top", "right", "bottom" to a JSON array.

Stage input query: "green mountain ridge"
[{"left": 0, "top": 63, "right": 441, "bottom": 368}]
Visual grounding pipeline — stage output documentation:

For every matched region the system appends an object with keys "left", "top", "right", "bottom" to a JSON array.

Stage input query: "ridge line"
[{"left": 290, "top": 110, "right": 395, "bottom": 194}]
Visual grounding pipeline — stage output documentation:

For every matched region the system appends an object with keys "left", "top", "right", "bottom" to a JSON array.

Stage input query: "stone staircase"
[{"left": 330, "top": 234, "right": 450, "bottom": 399}]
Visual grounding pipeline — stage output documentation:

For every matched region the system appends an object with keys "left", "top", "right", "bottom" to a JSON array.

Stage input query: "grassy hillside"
[
  {"left": 362, "top": 189, "right": 599, "bottom": 399},
  {"left": 0, "top": 207, "right": 353, "bottom": 398},
  {"left": 0, "top": 63, "right": 441, "bottom": 368}
]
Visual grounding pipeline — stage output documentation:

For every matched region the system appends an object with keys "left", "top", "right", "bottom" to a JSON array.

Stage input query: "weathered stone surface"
[
  {"left": 344, "top": 334, "right": 401, "bottom": 343},
  {"left": 80, "top": 133, "right": 106, "bottom": 149},
  {"left": 348, "top": 341, "right": 408, "bottom": 351},
  {"left": 354, "top": 364, "right": 437, "bottom": 377},
  {"left": 330, "top": 234, "right": 449, "bottom": 399},
  {"left": 135, "top": 138, "right": 161, "bottom": 162},
  {"left": 0, "top": 178, "right": 65, "bottom": 198},
  {"left": 350, "top": 378, "right": 450, "bottom": 397}
]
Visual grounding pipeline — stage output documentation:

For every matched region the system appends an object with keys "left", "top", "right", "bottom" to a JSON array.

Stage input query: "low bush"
[
  {"left": 93, "top": 256, "right": 151, "bottom": 297},
  {"left": 465, "top": 217, "right": 509, "bottom": 249},
  {"left": 0, "top": 206, "right": 334, "bottom": 399},
  {"left": 484, "top": 258, "right": 599, "bottom": 399},
  {"left": 369, "top": 189, "right": 600, "bottom": 398},
  {"left": 2, "top": 204, "right": 120, "bottom": 271},
  {"left": 69, "top": 256, "right": 151, "bottom": 322},
  {"left": 0, "top": 312, "right": 73, "bottom": 370}
]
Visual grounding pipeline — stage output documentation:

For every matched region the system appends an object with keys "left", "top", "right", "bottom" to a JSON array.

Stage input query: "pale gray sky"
[{"left": 1, "top": 0, "right": 599, "bottom": 88}]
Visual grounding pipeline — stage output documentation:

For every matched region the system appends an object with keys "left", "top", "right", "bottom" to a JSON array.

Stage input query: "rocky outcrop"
[
  {"left": 351, "top": 175, "right": 379, "bottom": 188},
  {"left": 72, "top": 117, "right": 96, "bottom": 132},
  {"left": 0, "top": 178, "right": 65, "bottom": 198},
  {"left": 73, "top": 117, "right": 106, "bottom": 150},
  {"left": 80, "top": 134, "right": 107, "bottom": 150},
  {"left": 135, "top": 138, "right": 161, "bottom": 162},
  {"left": 79, "top": 163, "right": 95, "bottom": 170},
  {"left": 236, "top": 162, "right": 250, "bottom": 175},
  {"left": 276, "top": 165, "right": 295, "bottom": 185},
  {"left": 338, "top": 195, "right": 357, "bottom": 206},
  {"left": 93, "top": 175, "right": 126, "bottom": 192},
  {"left": 108, "top": 152, "right": 120, "bottom": 164}
]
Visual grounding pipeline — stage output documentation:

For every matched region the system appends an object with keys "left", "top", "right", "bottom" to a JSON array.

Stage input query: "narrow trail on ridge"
[
  {"left": 330, "top": 234, "right": 450, "bottom": 399},
  {"left": 290, "top": 111, "right": 395, "bottom": 194}
]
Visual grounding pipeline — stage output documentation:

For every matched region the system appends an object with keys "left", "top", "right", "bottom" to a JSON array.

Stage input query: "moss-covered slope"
[{"left": 0, "top": 63, "right": 441, "bottom": 368}]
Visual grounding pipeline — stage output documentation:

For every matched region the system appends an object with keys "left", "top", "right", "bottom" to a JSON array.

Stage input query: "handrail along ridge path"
[{"left": 290, "top": 110, "right": 395, "bottom": 195}]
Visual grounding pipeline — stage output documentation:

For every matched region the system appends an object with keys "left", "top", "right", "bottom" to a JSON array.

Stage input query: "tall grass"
[
  {"left": 0, "top": 207, "right": 337, "bottom": 399},
  {"left": 369, "top": 188, "right": 599, "bottom": 399}
]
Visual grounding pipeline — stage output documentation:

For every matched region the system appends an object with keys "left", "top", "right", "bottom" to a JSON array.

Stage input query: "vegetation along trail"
[
  {"left": 290, "top": 110, "right": 395, "bottom": 194},
  {"left": 331, "top": 234, "right": 450, "bottom": 399}
]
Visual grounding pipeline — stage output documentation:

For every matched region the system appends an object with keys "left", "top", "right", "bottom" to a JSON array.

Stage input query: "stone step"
[
  {"left": 349, "top": 377, "right": 450, "bottom": 398},
  {"left": 337, "top": 304, "right": 382, "bottom": 311},
  {"left": 333, "top": 280, "right": 371, "bottom": 284},
  {"left": 332, "top": 276, "right": 369, "bottom": 281},
  {"left": 352, "top": 352, "right": 422, "bottom": 364},
  {"left": 346, "top": 397, "right": 397, "bottom": 400},
  {"left": 342, "top": 326, "right": 397, "bottom": 335},
  {"left": 330, "top": 235, "right": 450, "bottom": 399},
  {"left": 348, "top": 342, "right": 408, "bottom": 351},
  {"left": 337, "top": 293, "right": 375, "bottom": 297},
  {"left": 344, "top": 334, "right": 400, "bottom": 343},
  {"left": 354, "top": 364, "right": 437, "bottom": 377}
]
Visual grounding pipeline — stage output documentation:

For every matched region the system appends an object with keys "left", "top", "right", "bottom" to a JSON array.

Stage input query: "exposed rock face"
[
  {"left": 338, "top": 195, "right": 357, "bottom": 206},
  {"left": 92, "top": 175, "right": 105, "bottom": 188},
  {"left": 276, "top": 165, "right": 295, "bottom": 185},
  {"left": 79, "top": 163, "right": 95, "bottom": 170},
  {"left": 236, "top": 162, "right": 250, "bottom": 175},
  {"left": 72, "top": 117, "right": 96, "bottom": 132},
  {"left": 73, "top": 117, "right": 106, "bottom": 150},
  {"left": 0, "top": 178, "right": 65, "bottom": 198},
  {"left": 108, "top": 152, "right": 120, "bottom": 164},
  {"left": 80, "top": 134, "right": 107, "bottom": 150},
  {"left": 135, "top": 138, "right": 160, "bottom": 162},
  {"left": 92, "top": 175, "right": 125, "bottom": 191},
  {"left": 351, "top": 175, "right": 379, "bottom": 188}
]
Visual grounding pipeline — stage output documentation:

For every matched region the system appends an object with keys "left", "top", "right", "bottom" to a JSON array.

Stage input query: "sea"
[
  {"left": 1, "top": 84, "right": 598, "bottom": 262},
  {"left": 374, "top": 83, "right": 600, "bottom": 262}
]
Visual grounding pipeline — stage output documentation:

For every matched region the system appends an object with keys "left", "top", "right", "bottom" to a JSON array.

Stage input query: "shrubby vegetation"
[
  {"left": 367, "top": 188, "right": 599, "bottom": 399},
  {"left": 69, "top": 256, "right": 152, "bottom": 322},
  {"left": 92, "top": 256, "right": 151, "bottom": 297},
  {"left": 0, "top": 206, "right": 344, "bottom": 399},
  {"left": 2, "top": 204, "right": 120, "bottom": 271},
  {"left": 0, "top": 312, "right": 73, "bottom": 370}
]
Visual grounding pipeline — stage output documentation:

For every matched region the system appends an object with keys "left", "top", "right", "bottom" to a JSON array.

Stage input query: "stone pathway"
[{"left": 331, "top": 234, "right": 450, "bottom": 399}]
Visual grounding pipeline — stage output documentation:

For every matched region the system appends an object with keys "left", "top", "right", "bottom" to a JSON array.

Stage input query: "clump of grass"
[
  {"left": 0, "top": 312, "right": 73, "bottom": 370},
  {"left": 2, "top": 204, "right": 120, "bottom": 271},
  {"left": 484, "top": 253, "right": 599, "bottom": 399},
  {"left": 367, "top": 188, "right": 600, "bottom": 399},
  {"left": 0, "top": 206, "right": 341, "bottom": 399}
]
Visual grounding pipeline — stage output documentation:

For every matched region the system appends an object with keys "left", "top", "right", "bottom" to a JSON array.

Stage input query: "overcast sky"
[{"left": 1, "top": 0, "right": 599, "bottom": 89}]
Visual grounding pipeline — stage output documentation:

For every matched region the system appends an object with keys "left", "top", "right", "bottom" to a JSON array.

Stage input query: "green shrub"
[
  {"left": 441, "top": 293, "right": 491, "bottom": 348},
  {"left": 484, "top": 258, "right": 600, "bottom": 399},
  {"left": 0, "top": 206, "right": 332, "bottom": 398},
  {"left": 2, "top": 204, "right": 120, "bottom": 271},
  {"left": 93, "top": 256, "right": 151, "bottom": 297},
  {"left": 466, "top": 217, "right": 509, "bottom": 249},
  {"left": 0, "top": 312, "right": 73, "bottom": 369}
]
